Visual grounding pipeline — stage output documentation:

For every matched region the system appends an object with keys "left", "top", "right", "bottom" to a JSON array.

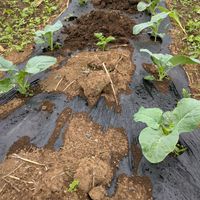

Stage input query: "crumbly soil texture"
[
  {"left": 41, "top": 48, "right": 135, "bottom": 110},
  {"left": 0, "top": 112, "right": 152, "bottom": 200},
  {"left": 92, "top": 0, "right": 140, "bottom": 13},
  {"left": 62, "top": 10, "right": 135, "bottom": 51}
]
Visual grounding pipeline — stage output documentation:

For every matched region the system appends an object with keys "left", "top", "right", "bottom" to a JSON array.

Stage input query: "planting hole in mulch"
[{"left": 41, "top": 48, "right": 135, "bottom": 111}]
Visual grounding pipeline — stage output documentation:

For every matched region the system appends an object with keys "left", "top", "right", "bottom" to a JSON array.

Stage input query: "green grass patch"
[
  {"left": 0, "top": 0, "right": 59, "bottom": 53},
  {"left": 172, "top": 0, "right": 200, "bottom": 57}
]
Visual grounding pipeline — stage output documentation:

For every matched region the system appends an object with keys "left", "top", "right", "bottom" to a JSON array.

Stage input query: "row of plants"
[
  {"left": 132, "top": 0, "right": 200, "bottom": 163},
  {"left": 0, "top": 0, "right": 200, "bottom": 166}
]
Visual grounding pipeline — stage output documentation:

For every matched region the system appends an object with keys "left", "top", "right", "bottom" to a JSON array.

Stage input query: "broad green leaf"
[
  {"left": 0, "top": 56, "right": 15, "bottom": 71},
  {"left": 139, "top": 127, "right": 179, "bottom": 163},
  {"left": 25, "top": 56, "right": 57, "bottom": 74},
  {"left": 144, "top": 75, "right": 155, "bottom": 81},
  {"left": 133, "top": 22, "right": 153, "bottom": 35},
  {"left": 137, "top": 2, "right": 152, "bottom": 12},
  {"left": 135, "top": 98, "right": 200, "bottom": 163},
  {"left": 140, "top": 49, "right": 173, "bottom": 68},
  {"left": 134, "top": 107, "right": 163, "bottom": 129},
  {"left": 106, "top": 36, "right": 115, "bottom": 43},
  {"left": 172, "top": 98, "right": 200, "bottom": 133},
  {"left": 94, "top": 33, "right": 103, "bottom": 39},
  {"left": 169, "top": 55, "right": 200, "bottom": 66},
  {"left": 151, "top": 12, "right": 169, "bottom": 23},
  {"left": 44, "top": 20, "right": 63, "bottom": 33},
  {"left": 0, "top": 78, "right": 15, "bottom": 94}
]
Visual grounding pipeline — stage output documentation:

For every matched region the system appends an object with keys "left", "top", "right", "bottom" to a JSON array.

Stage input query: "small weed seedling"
[
  {"left": 182, "top": 88, "right": 191, "bottom": 98},
  {"left": 78, "top": 0, "right": 88, "bottom": 6},
  {"left": 0, "top": 56, "right": 57, "bottom": 95},
  {"left": 94, "top": 33, "right": 115, "bottom": 51},
  {"left": 68, "top": 180, "right": 79, "bottom": 192},
  {"left": 133, "top": 98, "right": 200, "bottom": 163},
  {"left": 140, "top": 49, "right": 200, "bottom": 81},
  {"left": 35, "top": 20, "right": 63, "bottom": 51},
  {"left": 137, "top": 0, "right": 161, "bottom": 15}
]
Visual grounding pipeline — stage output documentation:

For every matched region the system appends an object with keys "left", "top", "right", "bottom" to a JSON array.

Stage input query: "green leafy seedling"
[
  {"left": 35, "top": 20, "right": 63, "bottom": 51},
  {"left": 94, "top": 33, "right": 115, "bottom": 51},
  {"left": 133, "top": 12, "right": 169, "bottom": 41},
  {"left": 133, "top": 98, "right": 200, "bottom": 163},
  {"left": 137, "top": 0, "right": 161, "bottom": 15},
  {"left": 68, "top": 179, "right": 79, "bottom": 192},
  {"left": 140, "top": 49, "right": 200, "bottom": 81},
  {"left": 78, "top": 0, "right": 88, "bottom": 6},
  {"left": 0, "top": 56, "right": 57, "bottom": 95},
  {"left": 182, "top": 88, "right": 191, "bottom": 98}
]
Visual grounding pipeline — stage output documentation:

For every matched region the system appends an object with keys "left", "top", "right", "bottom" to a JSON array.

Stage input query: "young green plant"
[
  {"left": 78, "top": 0, "right": 88, "bottom": 6},
  {"left": 140, "top": 49, "right": 200, "bottom": 81},
  {"left": 68, "top": 179, "right": 79, "bottom": 192},
  {"left": 133, "top": 12, "right": 169, "bottom": 41},
  {"left": 94, "top": 33, "right": 115, "bottom": 51},
  {"left": 0, "top": 56, "right": 57, "bottom": 95},
  {"left": 35, "top": 20, "right": 63, "bottom": 51},
  {"left": 133, "top": 10, "right": 186, "bottom": 41},
  {"left": 133, "top": 98, "right": 200, "bottom": 163},
  {"left": 137, "top": 0, "right": 161, "bottom": 15}
]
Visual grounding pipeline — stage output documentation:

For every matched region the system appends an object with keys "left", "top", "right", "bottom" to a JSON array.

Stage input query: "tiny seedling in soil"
[
  {"left": 78, "top": 0, "right": 88, "bottom": 6},
  {"left": 94, "top": 33, "right": 115, "bottom": 51},
  {"left": 182, "top": 88, "right": 191, "bottom": 98},
  {"left": 35, "top": 20, "right": 63, "bottom": 51},
  {"left": 0, "top": 56, "right": 57, "bottom": 95},
  {"left": 140, "top": 49, "right": 200, "bottom": 81},
  {"left": 137, "top": 0, "right": 161, "bottom": 15},
  {"left": 68, "top": 179, "right": 79, "bottom": 192},
  {"left": 133, "top": 98, "right": 200, "bottom": 163}
]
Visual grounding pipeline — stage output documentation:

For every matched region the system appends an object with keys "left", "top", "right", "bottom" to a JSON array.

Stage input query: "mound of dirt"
[
  {"left": 92, "top": 0, "right": 140, "bottom": 13},
  {"left": 109, "top": 176, "right": 152, "bottom": 200},
  {"left": 0, "top": 112, "right": 130, "bottom": 199},
  {"left": 0, "top": 112, "right": 152, "bottom": 199},
  {"left": 62, "top": 10, "right": 135, "bottom": 51},
  {"left": 41, "top": 48, "right": 135, "bottom": 111}
]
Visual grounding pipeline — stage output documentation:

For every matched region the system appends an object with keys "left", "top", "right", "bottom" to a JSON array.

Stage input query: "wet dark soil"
[
  {"left": 92, "top": 0, "right": 140, "bottom": 13},
  {"left": 62, "top": 10, "right": 135, "bottom": 51}
]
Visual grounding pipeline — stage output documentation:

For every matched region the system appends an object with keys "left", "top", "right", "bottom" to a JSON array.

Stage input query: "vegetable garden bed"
[{"left": 0, "top": 0, "right": 200, "bottom": 199}]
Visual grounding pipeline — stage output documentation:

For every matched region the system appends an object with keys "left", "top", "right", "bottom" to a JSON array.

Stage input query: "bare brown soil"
[
  {"left": 41, "top": 48, "right": 135, "bottom": 111},
  {"left": 92, "top": 0, "right": 140, "bottom": 13},
  {"left": 0, "top": 112, "right": 152, "bottom": 200},
  {"left": 0, "top": 98, "right": 24, "bottom": 119},
  {"left": 143, "top": 63, "right": 170, "bottom": 93},
  {"left": 62, "top": 10, "right": 135, "bottom": 51}
]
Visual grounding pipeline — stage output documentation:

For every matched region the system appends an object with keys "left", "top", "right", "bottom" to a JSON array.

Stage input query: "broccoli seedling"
[{"left": 94, "top": 33, "right": 115, "bottom": 51}]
